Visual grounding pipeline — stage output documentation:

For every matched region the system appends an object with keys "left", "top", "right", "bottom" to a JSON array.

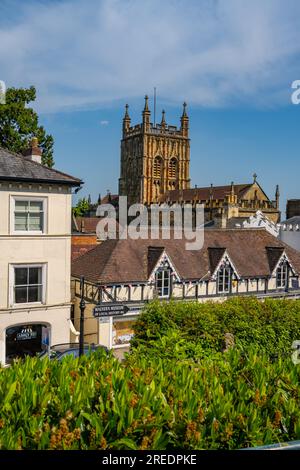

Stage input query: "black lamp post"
[{"left": 79, "top": 276, "right": 86, "bottom": 357}]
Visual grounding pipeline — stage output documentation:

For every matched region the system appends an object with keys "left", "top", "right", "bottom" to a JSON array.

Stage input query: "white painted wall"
[
  {"left": 279, "top": 226, "right": 300, "bottom": 252},
  {"left": 0, "top": 182, "right": 73, "bottom": 364}
]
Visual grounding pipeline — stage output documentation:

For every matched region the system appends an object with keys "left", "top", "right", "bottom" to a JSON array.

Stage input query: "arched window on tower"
[
  {"left": 153, "top": 157, "right": 162, "bottom": 178},
  {"left": 169, "top": 158, "right": 177, "bottom": 179}
]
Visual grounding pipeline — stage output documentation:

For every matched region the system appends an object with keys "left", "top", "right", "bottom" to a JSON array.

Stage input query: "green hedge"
[
  {"left": 131, "top": 298, "right": 300, "bottom": 357},
  {"left": 0, "top": 347, "right": 300, "bottom": 450}
]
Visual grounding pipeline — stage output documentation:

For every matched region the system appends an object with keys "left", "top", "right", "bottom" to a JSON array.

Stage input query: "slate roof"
[
  {"left": 71, "top": 228, "right": 300, "bottom": 284},
  {"left": 0, "top": 146, "right": 82, "bottom": 186}
]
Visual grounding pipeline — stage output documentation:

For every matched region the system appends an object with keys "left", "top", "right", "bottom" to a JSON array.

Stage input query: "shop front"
[
  {"left": 5, "top": 323, "right": 50, "bottom": 364},
  {"left": 98, "top": 309, "right": 141, "bottom": 349}
]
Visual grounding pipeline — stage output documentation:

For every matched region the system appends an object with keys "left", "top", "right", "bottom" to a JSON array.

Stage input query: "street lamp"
[{"left": 79, "top": 276, "right": 86, "bottom": 357}]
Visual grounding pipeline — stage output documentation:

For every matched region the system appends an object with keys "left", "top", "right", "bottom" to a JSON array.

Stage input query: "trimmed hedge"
[
  {"left": 131, "top": 298, "right": 300, "bottom": 357},
  {"left": 0, "top": 347, "right": 300, "bottom": 449}
]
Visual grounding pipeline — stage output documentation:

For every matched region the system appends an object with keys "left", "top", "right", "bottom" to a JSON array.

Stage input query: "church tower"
[{"left": 119, "top": 96, "right": 190, "bottom": 205}]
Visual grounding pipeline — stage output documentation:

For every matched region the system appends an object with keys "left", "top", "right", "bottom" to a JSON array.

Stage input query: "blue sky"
[{"left": 1, "top": 0, "right": 300, "bottom": 216}]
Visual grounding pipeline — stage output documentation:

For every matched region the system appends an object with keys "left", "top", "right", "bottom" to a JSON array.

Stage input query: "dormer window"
[
  {"left": 217, "top": 260, "right": 233, "bottom": 294},
  {"left": 155, "top": 268, "right": 171, "bottom": 298},
  {"left": 276, "top": 259, "right": 289, "bottom": 289}
]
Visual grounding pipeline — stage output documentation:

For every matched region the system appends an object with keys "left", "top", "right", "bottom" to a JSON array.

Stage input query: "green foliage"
[
  {"left": 0, "top": 347, "right": 300, "bottom": 450},
  {"left": 131, "top": 298, "right": 300, "bottom": 357},
  {"left": 73, "top": 197, "right": 90, "bottom": 217},
  {"left": 0, "top": 86, "right": 54, "bottom": 167}
]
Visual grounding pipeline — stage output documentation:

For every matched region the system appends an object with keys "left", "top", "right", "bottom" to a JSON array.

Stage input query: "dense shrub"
[
  {"left": 0, "top": 347, "right": 300, "bottom": 450},
  {"left": 131, "top": 298, "right": 300, "bottom": 357}
]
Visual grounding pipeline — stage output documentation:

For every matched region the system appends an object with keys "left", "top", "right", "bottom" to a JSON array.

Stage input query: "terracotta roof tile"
[
  {"left": 72, "top": 229, "right": 300, "bottom": 284},
  {"left": 161, "top": 184, "right": 253, "bottom": 202}
]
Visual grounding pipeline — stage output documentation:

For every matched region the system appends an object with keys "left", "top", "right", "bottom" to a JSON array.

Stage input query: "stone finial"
[
  {"left": 253, "top": 172, "right": 257, "bottom": 183},
  {"left": 123, "top": 103, "right": 131, "bottom": 135},
  {"left": 124, "top": 103, "right": 130, "bottom": 119},
  {"left": 182, "top": 101, "right": 188, "bottom": 117},
  {"left": 275, "top": 184, "right": 280, "bottom": 209},
  {"left": 161, "top": 109, "right": 166, "bottom": 126},
  {"left": 143, "top": 95, "right": 149, "bottom": 112}
]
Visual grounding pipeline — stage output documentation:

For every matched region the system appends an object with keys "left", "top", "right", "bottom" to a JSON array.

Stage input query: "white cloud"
[
  {"left": 100, "top": 120, "right": 109, "bottom": 125},
  {"left": 0, "top": 0, "right": 300, "bottom": 112}
]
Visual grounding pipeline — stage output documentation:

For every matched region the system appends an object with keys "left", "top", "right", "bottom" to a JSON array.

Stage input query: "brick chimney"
[{"left": 23, "top": 137, "right": 42, "bottom": 164}]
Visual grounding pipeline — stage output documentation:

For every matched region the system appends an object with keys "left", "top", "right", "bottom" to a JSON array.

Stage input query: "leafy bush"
[
  {"left": 131, "top": 298, "right": 300, "bottom": 357},
  {"left": 0, "top": 347, "right": 300, "bottom": 450}
]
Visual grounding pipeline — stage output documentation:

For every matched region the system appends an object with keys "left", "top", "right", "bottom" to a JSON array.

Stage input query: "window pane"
[
  {"left": 15, "top": 200, "right": 28, "bottom": 211},
  {"left": 15, "top": 268, "right": 28, "bottom": 286},
  {"left": 29, "top": 267, "right": 42, "bottom": 285},
  {"left": 29, "top": 201, "right": 43, "bottom": 212},
  {"left": 15, "top": 213, "right": 28, "bottom": 231},
  {"left": 15, "top": 286, "right": 28, "bottom": 303},
  {"left": 28, "top": 213, "right": 43, "bottom": 231},
  {"left": 28, "top": 286, "right": 42, "bottom": 302}
]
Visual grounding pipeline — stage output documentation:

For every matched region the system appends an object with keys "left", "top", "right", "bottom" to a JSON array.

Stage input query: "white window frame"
[
  {"left": 217, "top": 263, "right": 233, "bottom": 294},
  {"left": 276, "top": 260, "right": 289, "bottom": 289},
  {"left": 10, "top": 196, "right": 48, "bottom": 235},
  {"left": 9, "top": 264, "right": 47, "bottom": 307},
  {"left": 155, "top": 268, "right": 171, "bottom": 298}
]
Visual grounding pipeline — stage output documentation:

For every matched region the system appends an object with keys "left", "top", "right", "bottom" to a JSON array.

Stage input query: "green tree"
[
  {"left": 73, "top": 197, "right": 90, "bottom": 217},
  {"left": 0, "top": 86, "right": 54, "bottom": 167}
]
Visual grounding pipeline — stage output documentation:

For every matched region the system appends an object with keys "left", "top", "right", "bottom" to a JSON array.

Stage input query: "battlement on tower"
[{"left": 123, "top": 121, "right": 184, "bottom": 138}]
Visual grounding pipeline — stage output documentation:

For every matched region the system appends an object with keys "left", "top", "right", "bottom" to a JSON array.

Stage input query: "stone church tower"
[{"left": 119, "top": 96, "right": 190, "bottom": 205}]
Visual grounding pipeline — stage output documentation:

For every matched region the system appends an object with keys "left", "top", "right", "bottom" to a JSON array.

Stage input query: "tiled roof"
[
  {"left": 74, "top": 217, "right": 100, "bottom": 233},
  {"left": 100, "top": 194, "right": 119, "bottom": 205},
  {"left": 71, "top": 244, "right": 98, "bottom": 261},
  {"left": 161, "top": 184, "right": 253, "bottom": 203},
  {"left": 266, "top": 247, "right": 284, "bottom": 272},
  {"left": 0, "top": 146, "right": 82, "bottom": 186},
  {"left": 71, "top": 229, "right": 300, "bottom": 284},
  {"left": 281, "top": 216, "right": 300, "bottom": 225},
  {"left": 208, "top": 247, "right": 226, "bottom": 273}
]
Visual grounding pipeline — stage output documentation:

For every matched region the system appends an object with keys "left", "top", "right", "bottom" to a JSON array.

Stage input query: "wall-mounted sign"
[
  {"left": 16, "top": 327, "right": 37, "bottom": 341},
  {"left": 93, "top": 304, "right": 129, "bottom": 318}
]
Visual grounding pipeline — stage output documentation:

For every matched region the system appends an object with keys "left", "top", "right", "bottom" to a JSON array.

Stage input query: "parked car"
[{"left": 38, "top": 342, "right": 109, "bottom": 360}]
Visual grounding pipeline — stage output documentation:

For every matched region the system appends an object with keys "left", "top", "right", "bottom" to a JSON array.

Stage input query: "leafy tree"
[
  {"left": 73, "top": 197, "right": 90, "bottom": 217},
  {"left": 0, "top": 86, "right": 54, "bottom": 167}
]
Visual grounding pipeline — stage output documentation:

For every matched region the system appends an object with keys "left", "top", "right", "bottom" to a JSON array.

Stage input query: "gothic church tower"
[{"left": 119, "top": 96, "right": 190, "bottom": 205}]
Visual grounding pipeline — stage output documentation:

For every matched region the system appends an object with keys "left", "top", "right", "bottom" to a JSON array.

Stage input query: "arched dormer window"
[
  {"left": 217, "top": 259, "right": 233, "bottom": 294},
  {"left": 153, "top": 157, "right": 162, "bottom": 178},
  {"left": 276, "top": 259, "right": 289, "bottom": 289},
  {"left": 169, "top": 158, "right": 177, "bottom": 179}
]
